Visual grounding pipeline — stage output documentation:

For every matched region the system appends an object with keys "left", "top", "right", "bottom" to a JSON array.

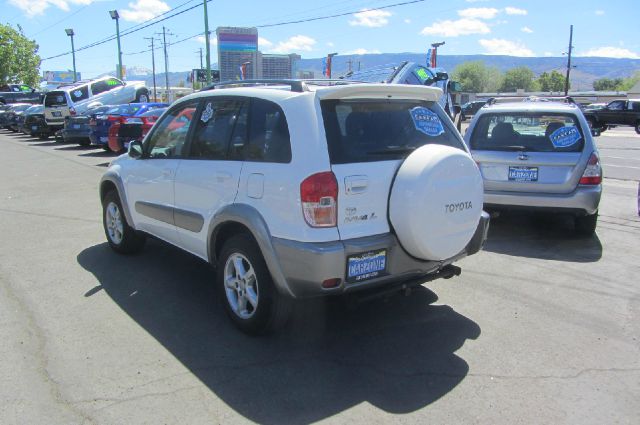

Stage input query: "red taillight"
[
  {"left": 107, "top": 115, "right": 120, "bottom": 122},
  {"left": 300, "top": 171, "right": 338, "bottom": 227},
  {"left": 69, "top": 107, "right": 76, "bottom": 116},
  {"left": 579, "top": 152, "right": 602, "bottom": 185},
  {"left": 321, "top": 278, "right": 341, "bottom": 289}
]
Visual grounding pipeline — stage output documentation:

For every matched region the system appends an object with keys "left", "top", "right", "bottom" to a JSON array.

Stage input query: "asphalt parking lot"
[{"left": 0, "top": 128, "right": 639, "bottom": 424}]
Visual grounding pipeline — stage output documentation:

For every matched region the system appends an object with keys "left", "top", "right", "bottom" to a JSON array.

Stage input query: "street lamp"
[
  {"left": 65, "top": 28, "right": 77, "bottom": 82},
  {"left": 430, "top": 41, "right": 445, "bottom": 67},
  {"left": 326, "top": 52, "right": 338, "bottom": 78},
  {"left": 109, "top": 10, "right": 123, "bottom": 80}
]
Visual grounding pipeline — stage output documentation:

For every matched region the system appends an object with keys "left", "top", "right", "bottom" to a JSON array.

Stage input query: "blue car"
[{"left": 89, "top": 103, "right": 167, "bottom": 149}]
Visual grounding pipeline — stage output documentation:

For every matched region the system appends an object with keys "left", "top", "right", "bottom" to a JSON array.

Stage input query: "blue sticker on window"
[
  {"left": 549, "top": 126, "right": 581, "bottom": 148},
  {"left": 410, "top": 107, "right": 444, "bottom": 137}
]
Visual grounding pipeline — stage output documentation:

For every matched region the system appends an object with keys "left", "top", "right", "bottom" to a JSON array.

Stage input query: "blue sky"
[{"left": 5, "top": 0, "right": 640, "bottom": 78}]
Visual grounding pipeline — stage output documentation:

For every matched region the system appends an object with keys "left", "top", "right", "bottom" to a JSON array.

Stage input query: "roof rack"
[
  {"left": 485, "top": 96, "right": 577, "bottom": 106},
  {"left": 201, "top": 79, "right": 361, "bottom": 93}
]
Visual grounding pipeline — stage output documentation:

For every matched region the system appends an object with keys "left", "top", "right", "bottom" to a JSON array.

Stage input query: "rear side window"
[
  {"left": 189, "top": 98, "right": 245, "bottom": 160},
  {"left": 470, "top": 113, "right": 585, "bottom": 153},
  {"left": 245, "top": 98, "right": 291, "bottom": 163},
  {"left": 69, "top": 86, "right": 89, "bottom": 102},
  {"left": 45, "top": 91, "right": 67, "bottom": 106},
  {"left": 91, "top": 81, "right": 110, "bottom": 95},
  {"left": 321, "top": 99, "right": 464, "bottom": 164}
]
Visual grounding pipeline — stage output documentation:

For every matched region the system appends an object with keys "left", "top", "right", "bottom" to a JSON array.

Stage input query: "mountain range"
[{"left": 119, "top": 54, "right": 640, "bottom": 92}]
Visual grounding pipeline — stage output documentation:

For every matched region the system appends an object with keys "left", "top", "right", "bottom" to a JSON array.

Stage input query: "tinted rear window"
[
  {"left": 470, "top": 113, "right": 585, "bottom": 153},
  {"left": 321, "top": 99, "right": 464, "bottom": 164},
  {"left": 45, "top": 91, "right": 67, "bottom": 106},
  {"left": 106, "top": 104, "right": 142, "bottom": 115},
  {"left": 140, "top": 108, "right": 166, "bottom": 117}
]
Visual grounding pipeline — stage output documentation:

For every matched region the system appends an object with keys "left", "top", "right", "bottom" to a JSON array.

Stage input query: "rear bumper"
[
  {"left": 484, "top": 185, "right": 601, "bottom": 215},
  {"left": 271, "top": 212, "right": 490, "bottom": 298}
]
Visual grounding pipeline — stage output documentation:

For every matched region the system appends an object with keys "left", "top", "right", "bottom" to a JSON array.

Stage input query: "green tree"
[
  {"left": 620, "top": 71, "right": 640, "bottom": 91},
  {"left": 538, "top": 70, "right": 566, "bottom": 92},
  {"left": 451, "top": 61, "right": 503, "bottom": 93},
  {"left": 593, "top": 77, "right": 623, "bottom": 91},
  {"left": 500, "top": 67, "right": 537, "bottom": 92},
  {"left": 0, "top": 24, "right": 41, "bottom": 86}
]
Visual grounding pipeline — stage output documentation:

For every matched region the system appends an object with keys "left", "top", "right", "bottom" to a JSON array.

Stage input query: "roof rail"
[
  {"left": 484, "top": 96, "right": 578, "bottom": 106},
  {"left": 201, "top": 78, "right": 362, "bottom": 93}
]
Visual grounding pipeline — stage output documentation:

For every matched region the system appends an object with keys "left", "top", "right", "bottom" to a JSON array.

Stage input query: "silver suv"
[
  {"left": 464, "top": 97, "right": 602, "bottom": 236},
  {"left": 100, "top": 80, "right": 490, "bottom": 334}
]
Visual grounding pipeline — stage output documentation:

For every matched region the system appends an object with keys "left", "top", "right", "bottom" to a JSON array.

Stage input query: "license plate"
[
  {"left": 73, "top": 124, "right": 80, "bottom": 129},
  {"left": 52, "top": 111, "right": 61, "bottom": 117},
  {"left": 31, "top": 125, "right": 38, "bottom": 131},
  {"left": 100, "top": 136, "right": 108, "bottom": 142},
  {"left": 508, "top": 166, "right": 538, "bottom": 182},
  {"left": 346, "top": 249, "right": 387, "bottom": 283}
]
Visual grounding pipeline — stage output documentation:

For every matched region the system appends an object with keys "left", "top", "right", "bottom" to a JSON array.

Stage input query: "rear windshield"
[
  {"left": 12, "top": 104, "right": 32, "bottom": 112},
  {"left": 140, "top": 108, "right": 166, "bottom": 117},
  {"left": 470, "top": 113, "right": 585, "bottom": 153},
  {"left": 321, "top": 99, "right": 464, "bottom": 164},
  {"left": 106, "top": 104, "right": 142, "bottom": 116},
  {"left": 45, "top": 91, "right": 67, "bottom": 106}
]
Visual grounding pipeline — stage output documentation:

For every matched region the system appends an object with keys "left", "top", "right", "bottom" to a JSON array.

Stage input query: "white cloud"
[
  {"left": 344, "top": 48, "right": 381, "bottom": 55},
  {"left": 421, "top": 18, "right": 490, "bottom": 37},
  {"left": 458, "top": 7, "right": 499, "bottom": 19},
  {"left": 267, "top": 35, "right": 316, "bottom": 54},
  {"left": 404, "top": 18, "right": 411, "bottom": 24},
  {"left": 521, "top": 26, "right": 533, "bottom": 33},
  {"left": 478, "top": 38, "right": 534, "bottom": 56},
  {"left": 327, "top": 42, "right": 335, "bottom": 47},
  {"left": 120, "top": 0, "right": 170, "bottom": 23},
  {"left": 580, "top": 46, "right": 640, "bottom": 59},
  {"left": 8, "top": 0, "right": 94, "bottom": 17},
  {"left": 505, "top": 7, "right": 527, "bottom": 15},
  {"left": 349, "top": 9, "right": 392, "bottom": 27},
  {"left": 595, "top": 10, "right": 605, "bottom": 15},
  {"left": 258, "top": 37, "right": 273, "bottom": 48},
  {"left": 195, "top": 36, "right": 217, "bottom": 45}
]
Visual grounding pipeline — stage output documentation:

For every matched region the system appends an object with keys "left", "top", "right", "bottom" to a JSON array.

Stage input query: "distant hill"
[{"left": 297, "top": 54, "right": 640, "bottom": 91}]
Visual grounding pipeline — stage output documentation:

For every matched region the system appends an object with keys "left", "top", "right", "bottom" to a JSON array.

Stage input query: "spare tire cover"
[{"left": 389, "top": 144, "right": 484, "bottom": 261}]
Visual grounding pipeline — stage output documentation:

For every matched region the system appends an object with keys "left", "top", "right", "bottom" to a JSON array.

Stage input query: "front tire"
[
  {"left": 135, "top": 90, "right": 150, "bottom": 103},
  {"left": 575, "top": 212, "right": 598, "bottom": 237},
  {"left": 102, "top": 190, "right": 146, "bottom": 254},
  {"left": 217, "top": 234, "right": 291, "bottom": 335}
]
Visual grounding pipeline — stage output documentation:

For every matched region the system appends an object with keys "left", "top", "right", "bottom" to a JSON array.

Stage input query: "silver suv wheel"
[
  {"left": 105, "top": 201, "right": 124, "bottom": 244},
  {"left": 223, "top": 253, "right": 259, "bottom": 319}
]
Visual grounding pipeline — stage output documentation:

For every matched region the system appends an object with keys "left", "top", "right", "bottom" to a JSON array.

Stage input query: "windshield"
[
  {"left": 140, "top": 108, "right": 167, "bottom": 117},
  {"left": 343, "top": 65, "right": 397, "bottom": 83},
  {"left": 470, "top": 113, "right": 585, "bottom": 153},
  {"left": 321, "top": 99, "right": 464, "bottom": 164}
]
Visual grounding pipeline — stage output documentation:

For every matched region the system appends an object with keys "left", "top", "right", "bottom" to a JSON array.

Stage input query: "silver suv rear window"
[
  {"left": 471, "top": 113, "right": 584, "bottom": 153},
  {"left": 321, "top": 99, "right": 464, "bottom": 164},
  {"left": 44, "top": 91, "right": 67, "bottom": 107}
]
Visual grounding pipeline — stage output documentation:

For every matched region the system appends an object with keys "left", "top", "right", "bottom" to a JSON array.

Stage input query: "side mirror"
[
  {"left": 434, "top": 71, "right": 448, "bottom": 82},
  {"left": 129, "top": 140, "right": 143, "bottom": 158}
]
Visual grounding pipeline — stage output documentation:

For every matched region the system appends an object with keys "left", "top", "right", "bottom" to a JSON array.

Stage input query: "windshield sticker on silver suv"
[
  {"left": 410, "top": 107, "right": 444, "bottom": 137},
  {"left": 549, "top": 126, "right": 581, "bottom": 148},
  {"left": 201, "top": 102, "right": 213, "bottom": 123}
]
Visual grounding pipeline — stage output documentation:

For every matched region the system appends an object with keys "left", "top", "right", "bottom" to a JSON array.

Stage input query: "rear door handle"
[{"left": 344, "top": 175, "right": 369, "bottom": 195}]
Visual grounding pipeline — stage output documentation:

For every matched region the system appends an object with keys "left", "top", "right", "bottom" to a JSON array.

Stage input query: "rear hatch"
[
  {"left": 318, "top": 86, "right": 467, "bottom": 240},
  {"left": 468, "top": 112, "right": 586, "bottom": 194},
  {"left": 44, "top": 91, "right": 70, "bottom": 124}
]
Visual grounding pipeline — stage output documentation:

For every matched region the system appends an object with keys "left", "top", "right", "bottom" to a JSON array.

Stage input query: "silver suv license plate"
[
  {"left": 508, "top": 166, "right": 538, "bottom": 182},
  {"left": 347, "top": 249, "right": 387, "bottom": 283}
]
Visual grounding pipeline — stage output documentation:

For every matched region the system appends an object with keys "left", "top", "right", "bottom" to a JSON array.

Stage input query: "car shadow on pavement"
[
  {"left": 483, "top": 212, "right": 603, "bottom": 262},
  {"left": 78, "top": 240, "right": 481, "bottom": 424},
  {"left": 54, "top": 145, "right": 100, "bottom": 151},
  {"left": 78, "top": 150, "right": 115, "bottom": 158}
]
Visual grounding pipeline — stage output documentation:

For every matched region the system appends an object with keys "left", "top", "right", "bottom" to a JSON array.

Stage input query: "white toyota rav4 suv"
[{"left": 100, "top": 80, "right": 490, "bottom": 334}]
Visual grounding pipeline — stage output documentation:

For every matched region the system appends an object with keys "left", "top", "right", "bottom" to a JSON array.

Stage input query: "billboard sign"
[
  {"left": 43, "top": 71, "right": 81, "bottom": 83},
  {"left": 218, "top": 32, "right": 258, "bottom": 52}
]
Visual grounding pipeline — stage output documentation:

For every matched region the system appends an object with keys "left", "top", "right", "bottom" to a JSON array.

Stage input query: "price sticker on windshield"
[
  {"left": 410, "top": 107, "right": 444, "bottom": 137},
  {"left": 549, "top": 126, "right": 581, "bottom": 148}
]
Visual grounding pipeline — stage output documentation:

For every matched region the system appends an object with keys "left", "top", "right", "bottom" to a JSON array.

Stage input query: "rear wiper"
[
  {"left": 367, "top": 146, "right": 417, "bottom": 155},
  {"left": 495, "top": 145, "right": 528, "bottom": 151}
]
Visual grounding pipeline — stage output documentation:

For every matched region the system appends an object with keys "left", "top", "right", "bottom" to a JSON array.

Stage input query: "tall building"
[
  {"left": 257, "top": 53, "right": 301, "bottom": 79},
  {"left": 216, "top": 27, "right": 258, "bottom": 81}
]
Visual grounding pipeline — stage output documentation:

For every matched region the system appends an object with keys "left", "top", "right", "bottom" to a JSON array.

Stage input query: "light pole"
[
  {"left": 203, "top": 0, "right": 211, "bottom": 84},
  {"left": 65, "top": 28, "right": 77, "bottom": 82},
  {"left": 326, "top": 52, "right": 337, "bottom": 78},
  {"left": 109, "top": 10, "right": 123, "bottom": 80},
  {"left": 430, "top": 41, "right": 445, "bottom": 67}
]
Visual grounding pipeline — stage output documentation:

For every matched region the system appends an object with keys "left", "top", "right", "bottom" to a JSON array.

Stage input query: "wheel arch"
[
  {"left": 99, "top": 172, "right": 136, "bottom": 229},
  {"left": 207, "top": 204, "right": 293, "bottom": 297}
]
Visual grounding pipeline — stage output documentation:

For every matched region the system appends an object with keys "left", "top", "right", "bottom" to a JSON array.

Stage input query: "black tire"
[
  {"left": 575, "top": 212, "right": 598, "bottom": 237},
  {"left": 78, "top": 139, "right": 90, "bottom": 146},
  {"left": 217, "top": 234, "right": 291, "bottom": 335},
  {"left": 635, "top": 121, "right": 640, "bottom": 135},
  {"left": 38, "top": 134, "right": 49, "bottom": 140},
  {"left": 102, "top": 190, "right": 146, "bottom": 254},
  {"left": 135, "top": 89, "right": 150, "bottom": 103}
]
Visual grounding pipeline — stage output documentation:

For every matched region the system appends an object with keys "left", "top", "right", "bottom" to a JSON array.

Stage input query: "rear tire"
[
  {"left": 135, "top": 90, "right": 150, "bottom": 103},
  {"left": 635, "top": 121, "right": 640, "bottom": 135},
  {"left": 102, "top": 190, "right": 146, "bottom": 254},
  {"left": 575, "top": 212, "right": 598, "bottom": 237},
  {"left": 217, "top": 234, "right": 291, "bottom": 335}
]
